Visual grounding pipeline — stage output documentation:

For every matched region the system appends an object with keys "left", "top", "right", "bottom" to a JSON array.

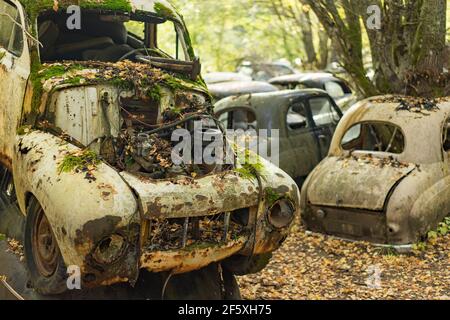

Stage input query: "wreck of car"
[
  {"left": 269, "top": 73, "right": 356, "bottom": 111},
  {"left": 204, "top": 72, "right": 252, "bottom": 85},
  {"left": 208, "top": 80, "right": 278, "bottom": 104},
  {"left": 214, "top": 89, "right": 343, "bottom": 186},
  {"left": 301, "top": 96, "right": 450, "bottom": 246},
  {"left": 0, "top": 0, "right": 299, "bottom": 298}
]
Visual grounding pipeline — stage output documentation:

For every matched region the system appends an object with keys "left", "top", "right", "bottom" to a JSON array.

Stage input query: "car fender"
[
  {"left": 386, "top": 163, "right": 449, "bottom": 243},
  {"left": 12, "top": 130, "right": 138, "bottom": 268}
]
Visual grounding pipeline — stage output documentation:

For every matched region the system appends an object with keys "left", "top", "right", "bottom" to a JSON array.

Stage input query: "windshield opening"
[
  {"left": 37, "top": 10, "right": 189, "bottom": 63},
  {"left": 341, "top": 122, "right": 405, "bottom": 154}
]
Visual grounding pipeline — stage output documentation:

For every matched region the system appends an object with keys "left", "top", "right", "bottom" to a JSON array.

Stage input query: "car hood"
[{"left": 307, "top": 156, "right": 416, "bottom": 211}]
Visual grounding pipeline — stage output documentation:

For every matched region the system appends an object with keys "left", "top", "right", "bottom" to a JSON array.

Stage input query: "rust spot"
[
  {"left": 275, "top": 185, "right": 290, "bottom": 194},
  {"left": 74, "top": 215, "right": 122, "bottom": 245},
  {"left": 195, "top": 195, "right": 208, "bottom": 201}
]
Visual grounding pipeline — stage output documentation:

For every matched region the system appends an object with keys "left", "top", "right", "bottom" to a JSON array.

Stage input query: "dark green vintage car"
[{"left": 214, "top": 89, "right": 343, "bottom": 185}]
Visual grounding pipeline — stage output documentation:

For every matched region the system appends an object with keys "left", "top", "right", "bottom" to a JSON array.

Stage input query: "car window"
[
  {"left": 309, "top": 97, "right": 340, "bottom": 126},
  {"left": 287, "top": 102, "right": 308, "bottom": 130},
  {"left": 0, "top": 0, "right": 23, "bottom": 56},
  {"left": 324, "top": 81, "right": 345, "bottom": 98},
  {"left": 218, "top": 109, "right": 257, "bottom": 130},
  {"left": 294, "top": 83, "right": 309, "bottom": 90},
  {"left": 341, "top": 122, "right": 405, "bottom": 154}
]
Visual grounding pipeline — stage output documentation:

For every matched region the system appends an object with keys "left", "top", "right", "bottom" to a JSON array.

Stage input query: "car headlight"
[
  {"left": 267, "top": 199, "right": 295, "bottom": 229},
  {"left": 92, "top": 234, "right": 127, "bottom": 265}
]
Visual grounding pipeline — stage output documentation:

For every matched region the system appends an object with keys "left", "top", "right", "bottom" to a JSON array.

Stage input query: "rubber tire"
[
  {"left": 223, "top": 253, "right": 272, "bottom": 276},
  {"left": 24, "top": 197, "right": 67, "bottom": 295},
  {"left": 222, "top": 267, "right": 242, "bottom": 300}
]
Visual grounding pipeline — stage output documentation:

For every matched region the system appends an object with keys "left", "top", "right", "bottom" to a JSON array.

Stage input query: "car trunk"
[
  {"left": 303, "top": 156, "right": 416, "bottom": 243},
  {"left": 307, "top": 156, "right": 416, "bottom": 211}
]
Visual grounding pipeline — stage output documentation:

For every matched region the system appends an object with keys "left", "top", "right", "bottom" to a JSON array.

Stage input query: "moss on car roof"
[
  {"left": 20, "top": 1, "right": 132, "bottom": 16},
  {"left": 18, "top": 0, "right": 180, "bottom": 20}
]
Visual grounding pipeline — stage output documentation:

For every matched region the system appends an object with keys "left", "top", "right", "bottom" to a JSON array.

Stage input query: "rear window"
[{"left": 341, "top": 122, "right": 405, "bottom": 154}]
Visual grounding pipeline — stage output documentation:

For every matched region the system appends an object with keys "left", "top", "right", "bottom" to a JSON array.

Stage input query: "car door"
[
  {"left": 0, "top": 0, "right": 30, "bottom": 161},
  {"left": 307, "top": 95, "right": 342, "bottom": 159},
  {"left": 283, "top": 99, "right": 321, "bottom": 181}
]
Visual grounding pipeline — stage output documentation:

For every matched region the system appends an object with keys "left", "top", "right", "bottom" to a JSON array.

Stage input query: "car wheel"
[
  {"left": 223, "top": 252, "right": 272, "bottom": 276},
  {"left": 24, "top": 197, "right": 67, "bottom": 295},
  {"left": 221, "top": 267, "right": 242, "bottom": 300}
]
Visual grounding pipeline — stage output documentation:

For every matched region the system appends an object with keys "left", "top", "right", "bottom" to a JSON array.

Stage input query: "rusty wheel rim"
[{"left": 32, "top": 208, "right": 59, "bottom": 277}]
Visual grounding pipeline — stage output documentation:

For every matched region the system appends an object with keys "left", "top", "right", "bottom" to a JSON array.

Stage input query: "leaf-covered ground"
[{"left": 238, "top": 225, "right": 450, "bottom": 300}]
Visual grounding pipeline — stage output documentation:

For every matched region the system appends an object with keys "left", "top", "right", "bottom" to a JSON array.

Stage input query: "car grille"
[{"left": 143, "top": 209, "right": 250, "bottom": 251}]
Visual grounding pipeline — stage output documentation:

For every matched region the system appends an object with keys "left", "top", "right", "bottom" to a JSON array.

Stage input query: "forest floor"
[{"left": 238, "top": 224, "right": 450, "bottom": 300}]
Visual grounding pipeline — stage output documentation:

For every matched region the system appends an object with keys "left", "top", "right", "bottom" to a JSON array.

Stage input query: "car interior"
[
  {"left": 218, "top": 109, "right": 257, "bottom": 130},
  {"left": 342, "top": 122, "right": 405, "bottom": 154},
  {"left": 38, "top": 12, "right": 140, "bottom": 62}
]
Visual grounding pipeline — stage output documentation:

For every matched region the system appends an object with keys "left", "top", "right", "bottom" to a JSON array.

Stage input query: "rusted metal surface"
[
  {"left": 0, "top": 2, "right": 30, "bottom": 169},
  {"left": 120, "top": 170, "right": 260, "bottom": 218},
  {"left": 140, "top": 237, "right": 247, "bottom": 274},
  {"left": 301, "top": 96, "right": 450, "bottom": 245},
  {"left": 306, "top": 157, "right": 416, "bottom": 211},
  {"left": 0, "top": 0, "right": 300, "bottom": 293}
]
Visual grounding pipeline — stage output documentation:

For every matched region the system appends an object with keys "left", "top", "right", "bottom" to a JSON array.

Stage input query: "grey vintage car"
[
  {"left": 215, "top": 89, "right": 343, "bottom": 185},
  {"left": 208, "top": 80, "right": 278, "bottom": 104},
  {"left": 301, "top": 96, "right": 450, "bottom": 246},
  {"left": 269, "top": 73, "right": 356, "bottom": 111}
]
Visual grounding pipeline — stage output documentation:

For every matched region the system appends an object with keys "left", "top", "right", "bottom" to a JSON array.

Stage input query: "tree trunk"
[
  {"left": 303, "top": 0, "right": 449, "bottom": 98},
  {"left": 298, "top": 9, "right": 317, "bottom": 68}
]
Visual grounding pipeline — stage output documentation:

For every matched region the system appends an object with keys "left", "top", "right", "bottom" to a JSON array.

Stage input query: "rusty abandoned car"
[
  {"left": 208, "top": 80, "right": 278, "bottom": 104},
  {"left": 269, "top": 73, "right": 356, "bottom": 111},
  {"left": 301, "top": 96, "right": 450, "bottom": 246},
  {"left": 0, "top": 0, "right": 300, "bottom": 298},
  {"left": 214, "top": 89, "right": 343, "bottom": 185}
]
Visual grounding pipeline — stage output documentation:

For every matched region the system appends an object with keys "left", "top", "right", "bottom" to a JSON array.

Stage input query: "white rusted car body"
[
  {"left": 0, "top": 0, "right": 299, "bottom": 291},
  {"left": 301, "top": 96, "right": 450, "bottom": 245}
]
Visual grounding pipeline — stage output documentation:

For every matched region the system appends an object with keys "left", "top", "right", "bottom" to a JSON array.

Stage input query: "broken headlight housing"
[
  {"left": 267, "top": 199, "right": 295, "bottom": 229},
  {"left": 92, "top": 234, "right": 127, "bottom": 265}
]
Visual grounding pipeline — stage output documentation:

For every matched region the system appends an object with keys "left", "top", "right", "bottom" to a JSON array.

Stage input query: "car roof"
[
  {"left": 208, "top": 81, "right": 278, "bottom": 99},
  {"left": 329, "top": 96, "right": 450, "bottom": 164},
  {"left": 204, "top": 72, "right": 252, "bottom": 85},
  {"left": 214, "top": 88, "right": 330, "bottom": 113},
  {"left": 269, "top": 72, "right": 335, "bottom": 84},
  {"left": 21, "top": 0, "right": 181, "bottom": 21}
]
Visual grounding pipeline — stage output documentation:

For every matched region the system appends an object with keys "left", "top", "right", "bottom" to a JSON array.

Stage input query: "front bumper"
[{"left": 140, "top": 237, "right": 247, "bottom": 274}]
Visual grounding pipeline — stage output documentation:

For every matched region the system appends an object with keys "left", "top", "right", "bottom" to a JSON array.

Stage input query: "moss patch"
[
  {"left": 17, "top": 125, "right": 33, "bottom": 135},
  {"left": 265, "top": 187, "right": 284, "bottom": 207},
  {"left": 20, "top": 0, "right": 133, "bottom": 20},
  {"left": 153, "top": 2, "right": 176, "bottom": 19},
  {"left": 58, "top": 149, "right": 100, "bottom": 174}
]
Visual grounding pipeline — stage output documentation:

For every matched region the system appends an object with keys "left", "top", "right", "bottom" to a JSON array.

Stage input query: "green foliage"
[
  {"left": 17, "top": 125, "right": 33, "bottom": 135},
  {"left": 0, "top": 233, "right": 5, "bottom": 241},
  {"left": 20, "top": 0, "right": 133, "bottom": 19},
  {"left": 412, "top": 242, "right": 427, "bottom": 252},
  {"left": 148, "top": 84, "right": 163, "bottom": 102},
  {"left": 265, "top": 187, "right": 283, "bottom": 207},
  {"left": 154, "top": 2, "right": 177, "bottom": 19},
  {"left": 58, "top": 150, "right": 101, "bottom": 174},
  {"left": 235, "top": 149, "right": 264, "bottom": 180},
  {"left": 413, "top": 217, "right": 450, "bottom": 252},
  {"left": 170, "top": 0, "right": 308, "bottom": 72}
]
